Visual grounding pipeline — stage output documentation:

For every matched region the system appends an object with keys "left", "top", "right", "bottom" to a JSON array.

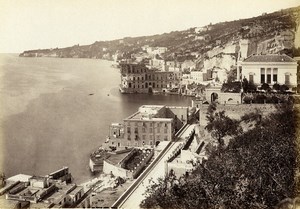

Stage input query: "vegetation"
[
  {"left": 221, "top": 81, "right": 241, "bottom": 93},
  {"left": 242, "top": 77, "right": 257, "bottom": 93},
  {"left": 205, "top": 102, "right": 242, "bottom": 146},
  {"left": 141, "top": 102, "right": 299, "bottom": 209}
]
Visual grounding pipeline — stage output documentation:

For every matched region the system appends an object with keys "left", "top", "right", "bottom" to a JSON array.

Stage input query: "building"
[
  {"left": 119, "top": 63, "right": 181, "bottom": 93},
  {"left": 181, "top": 60, "right": 196, "bottom": 71},
  {"left": 1, "top": 167, "right": 86, "bottom": 208},
  {"left": 122, "top": 105, "right": 188, "bottom": 148},
  {"left": 190, "top": 71, "right": 207, "bottom": 84},
  {"left": 239, "top": 54, "right": 297, "bottom": 88},
  {"left": 102, "top": 105, "right": 188, "bottom": 150}
]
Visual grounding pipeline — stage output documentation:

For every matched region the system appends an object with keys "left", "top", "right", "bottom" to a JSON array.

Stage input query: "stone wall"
[{"left": 103, "top": 160, "right": 131, "bottom": 179}]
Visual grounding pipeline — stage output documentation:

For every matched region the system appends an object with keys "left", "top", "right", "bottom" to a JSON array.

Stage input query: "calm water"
[{"left": 0, "top": 54, "right": 191, "bottom": 183}]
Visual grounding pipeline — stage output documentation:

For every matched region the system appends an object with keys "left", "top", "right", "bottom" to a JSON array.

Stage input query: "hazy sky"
[{"left": 0, "top": 0, "right": 299, "bottom": 53}]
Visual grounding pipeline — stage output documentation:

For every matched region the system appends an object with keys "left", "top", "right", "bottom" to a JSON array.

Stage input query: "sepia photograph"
[{"left": 0, "top": 0, "right": 300, "bottom": 208}]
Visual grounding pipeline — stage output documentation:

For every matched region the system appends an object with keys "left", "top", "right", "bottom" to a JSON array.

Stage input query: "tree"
[
  {"left": 205, "top": 103, "right": 241, "bottom": 146},
  {"left": 141, "top": 104, "right": 298, "bottom": 209},
  {"left": 242, "top": 77, "right": 249, "bottom": 92},
  {"left": 261, "top": 83, "right": 271, "bottom": 92},
  {"left": 280, "top": 84, "right": 289, "bottom": 93},
  {"left": 227, "top": 66, "right": 237, "bottom": 83}
]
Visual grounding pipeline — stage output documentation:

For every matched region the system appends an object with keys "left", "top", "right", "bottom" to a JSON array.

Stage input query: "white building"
[{"left": 240, "top": 54, "right": 297, "bottom": 87}]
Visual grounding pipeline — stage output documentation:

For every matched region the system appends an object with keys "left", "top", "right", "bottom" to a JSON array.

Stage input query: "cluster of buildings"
[
  {"left": 118, "top": 37, "right": 298, "bottom": 97},
  {"left": 0, "top": 167, "right": 90, "bottom": 208},
  {"left": 89, "top": 105, "right": 192, "bottom": 174}
]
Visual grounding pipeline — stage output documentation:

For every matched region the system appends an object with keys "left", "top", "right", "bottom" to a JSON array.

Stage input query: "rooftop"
[
  {"left": 126, "top": 105, "right": 165, "bottom": 120},
  {"left": 105, "top": 152, "right": 132, "bottom": 165},
  {"left": 6, "top": 174, "right": 32, "bottom": 182},
  {"left": 243, "top": 54, "right": 295, "bottom": 63}
]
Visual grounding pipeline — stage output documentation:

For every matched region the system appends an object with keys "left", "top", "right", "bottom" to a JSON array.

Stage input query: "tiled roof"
[{"left": 243, "top": 54, "right": 295, "bottom": 62}]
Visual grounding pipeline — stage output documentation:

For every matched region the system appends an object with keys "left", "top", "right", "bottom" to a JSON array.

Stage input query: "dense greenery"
[
  {"left": 141, "top": 103, "right": 299, "bottom": 209},
  {"left": 221, "top": 81, "right": 241, "bottom": 93},
  {"left": 205, "top": 102, "right": 242, "bottom": 146}
]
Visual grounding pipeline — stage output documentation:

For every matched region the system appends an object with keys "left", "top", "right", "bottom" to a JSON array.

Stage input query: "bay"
[{"left": 0, "top": 54, "right": 191, "bottom": 183}]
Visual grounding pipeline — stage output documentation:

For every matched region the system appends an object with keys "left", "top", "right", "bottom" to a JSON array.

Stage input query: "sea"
[{"left": 0, "top": 54, "right": 191, "bottom": 183}]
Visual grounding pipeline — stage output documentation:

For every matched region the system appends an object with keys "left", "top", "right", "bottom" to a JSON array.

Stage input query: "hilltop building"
[{"left": 238, "top": 54, "right": 297, "bottom": 88}]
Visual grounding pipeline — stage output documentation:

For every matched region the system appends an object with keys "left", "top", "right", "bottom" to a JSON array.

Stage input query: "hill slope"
[{"left": 20, "top": 5, "right": 300, "bottom": 61}]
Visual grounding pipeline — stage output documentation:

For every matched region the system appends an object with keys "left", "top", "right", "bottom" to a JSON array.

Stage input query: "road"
[{"left": 116, "top": 124, "right": 196, "bottom": 209}]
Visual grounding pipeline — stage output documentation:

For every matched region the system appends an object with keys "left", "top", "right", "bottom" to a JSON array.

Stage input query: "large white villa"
[{"left": 238, "top": 54, "right": 297, "bottom": 87}]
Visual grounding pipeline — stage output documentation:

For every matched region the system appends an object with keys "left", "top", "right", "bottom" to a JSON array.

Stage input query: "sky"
[{"left": 0, "top": 0, "right": 299, "bottom": 53}]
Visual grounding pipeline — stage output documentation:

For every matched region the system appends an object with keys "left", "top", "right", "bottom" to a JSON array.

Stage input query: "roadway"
[{"left": 114, "top": 124, "right": 196, "bottom": 209}]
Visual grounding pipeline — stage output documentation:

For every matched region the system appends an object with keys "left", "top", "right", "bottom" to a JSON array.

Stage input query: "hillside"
[{"left": 19, "top": 5, "right": 300, "bottom": 61}]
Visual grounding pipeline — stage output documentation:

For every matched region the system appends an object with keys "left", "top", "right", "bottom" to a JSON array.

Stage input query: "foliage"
[
  {"left": 242, "top": 93, "right": 293, "bottom": 104},
  {"left": 240, "top": 108, "right": 262, "bottom": 123},
  {"left": 205, "top": 103, "right": 242, "bottom": 146},
  {"left": 260, "top": 83, "right": 271, "bottom": 92},
  {"left": 221, "top": 81, "right": 241, "bottom": 93},
  {"left": 141, "top": 103, "right": 298, "bottom": 209},
  {"left": 242, "top": 78, "right": 257, "bottom": 93},
  {"left": 227, "top": 66, "right": 237, "bottom": 83},
  {"left": 273, "top": 83, "right": 290, "bottom": 93}
]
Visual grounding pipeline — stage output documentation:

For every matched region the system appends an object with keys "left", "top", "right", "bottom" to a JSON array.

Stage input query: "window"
[
  {"left": 164, "top": 128, "right": 167, "bottom": 134},
  {"left": 273, "top": 68, "right": 278, "bottom": 83},
  {"left": 285, "top": 74, "right": 290, "bottom": 85},
  {"left": 260, "top": 68, "right": 265, "bottom": 84},
  {"left": 142, "top": 128, "right": 146, "bottom": 133},
  {"left": 267, "top": 68, "right": 271, "bottom": 84},
  {"left": 127, "top": 127, "right": 131, "bottom": 133},
  {"left": 127, "top": 135, "right": 131, "bottom": 140},
  {"left": 142, "top": 135, "right": 146, "bottom": 140},
  {"left": 249, "top": 74, "right": 254, "bottom": 83},
  {"left": 149, "top": 128, "right": 153, "bottom": 132},
  {"left": 129, "top": 83, "right": 132, "bottom": 88}
]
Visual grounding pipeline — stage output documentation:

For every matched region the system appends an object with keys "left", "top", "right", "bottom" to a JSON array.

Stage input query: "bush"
[
  {"left": 141, "top": 104, "right": 298, "bottom": 209},
  {"left": 280, "top": 84, "right": 289, "bottom": 93},
  {"left": 255, "top": 94, "right": 266, "bottom": 103},
  {"left": 261, "top": 83, "right": 271, "bottom": 92}
]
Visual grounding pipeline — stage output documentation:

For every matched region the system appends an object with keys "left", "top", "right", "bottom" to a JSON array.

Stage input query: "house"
[
  {"left": 181, "top": 60, "right": 196, "bottom": 71},
  {"left": 119, "top": 63, "right": 181, "bottom": 93},
  {"left": 190, "top": 71, "right": 207, "bottom": 83},
  {"left": 239, "top": 54, "right": 297, "bottom": 88},
  {"left": 149, "top": 56, "right": 165, "bottom": 69},
  {"left": 122, "top": 105, "right": 188, "bottom": 148}
]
